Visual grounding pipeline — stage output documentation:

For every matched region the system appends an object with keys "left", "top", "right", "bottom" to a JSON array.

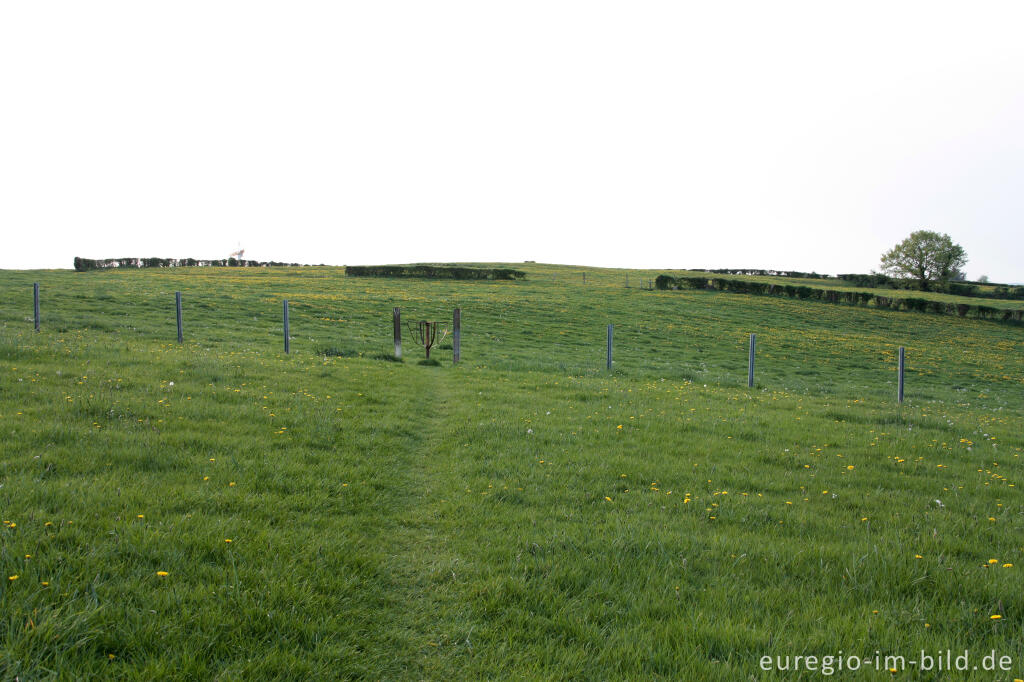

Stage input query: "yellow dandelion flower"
[
  {"left": 229, "top": 482, "right": 236, "bottom": 487},
  {"left": 990, "top": 614, "right": 1002, "bottom": 620},
  {"left": 604, "top": 496, "right": 612, "bottom": 502},
  {"left": 156, "top": 571, "right": 169, "bottom": 577},
  {"left": 8, "top": 575, "right": 18, "bottom": 581},
  {"left": 988, "top": 558, "right": 998, "bottom": 564},
  {"left": 1003, "top": 563, "right": 1014, "bottom": 568},
  {"left": 224, "top": 538, "right": 232, "bottom": 543}
]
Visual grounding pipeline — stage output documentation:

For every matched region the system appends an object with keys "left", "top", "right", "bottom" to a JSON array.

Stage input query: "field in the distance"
[{"left": 1, "top": 263, "right": 1022, "bottom": 680}]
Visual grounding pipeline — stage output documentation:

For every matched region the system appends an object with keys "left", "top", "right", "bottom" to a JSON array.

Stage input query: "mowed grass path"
[{"left": 1, "top": 264, "right": 1023, "bottom": 679}]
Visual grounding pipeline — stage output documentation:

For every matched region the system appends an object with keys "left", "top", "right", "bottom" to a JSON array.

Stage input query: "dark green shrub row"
[
  {"left": 655, "top": 275, "right": 709, "bottom": 290},
  {"left": 676, "top": 270, "right": 1022, "bottom": 299},
  {"left": 836, "top": 273, "right": 1024, "bottom": 299},
  {"left": 835, "top": 273, "right": 902, "bottom": 288},
  {"left": 654, "top": 275, "right": 1024, "bottom": 322},
  {"left": 346, "top": 265, "right": 526, "bottom": 280},
  {"left": 987, "top": 286, "right": 1024, "bottom": 300},
  {"left": 74, "top": 257, "right": 308, "bottom": 271},
  {"left": 699, "top": 268, "right": 832, "bottom": 279}
]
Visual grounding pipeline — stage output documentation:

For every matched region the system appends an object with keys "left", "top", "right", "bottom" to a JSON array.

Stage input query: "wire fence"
[{"left": 9, "top": 281, "right": 935, "bottom": 406}]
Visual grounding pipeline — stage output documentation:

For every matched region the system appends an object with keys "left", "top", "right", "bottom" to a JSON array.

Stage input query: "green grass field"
[{"left": 1, "top": 263, "right": 1022, "bottom": 679}]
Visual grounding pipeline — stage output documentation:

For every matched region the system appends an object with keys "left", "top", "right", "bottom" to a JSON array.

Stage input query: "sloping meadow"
[{"left": 1, "top": 264, "right": 1022, "bottom": 679}]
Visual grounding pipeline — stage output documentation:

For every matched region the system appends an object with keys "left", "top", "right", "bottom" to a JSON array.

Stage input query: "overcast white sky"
[{"left": 2, "top": 1, "right": 1022, "bottom": 281}]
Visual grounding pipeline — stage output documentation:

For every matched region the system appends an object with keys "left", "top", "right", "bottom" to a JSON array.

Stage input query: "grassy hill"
[{"left": 1, "top": 263, "right": 1022, "bottom": 679}]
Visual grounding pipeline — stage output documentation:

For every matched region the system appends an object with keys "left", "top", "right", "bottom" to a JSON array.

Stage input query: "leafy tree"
[{"left": 879, "top": 230, "right": 967, "bottom": 291}]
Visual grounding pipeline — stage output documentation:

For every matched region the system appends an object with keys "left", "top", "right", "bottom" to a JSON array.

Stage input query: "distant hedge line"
[
  {"left": 835, "top": 273, "right": 1024, "bottom": 299},
  {"left": 696, "top": 269, "right": 1024, "bottom": 300},
  {"left": 74, "top": 257, "right": 308, "bottom": 271},
  {"left": 697, "top": 268, "right": 832, "bottom": 279},
  {"left": 346, "top": 265, "right": 526, "bottom": 280},
  {"left": 655, "top": 275, "right": 1024, "bottom": 322}
]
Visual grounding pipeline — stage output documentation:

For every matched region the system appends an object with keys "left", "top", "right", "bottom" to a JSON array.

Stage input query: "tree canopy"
[{"left": 879, "top": 230, "right": 967, "bottom": 291}]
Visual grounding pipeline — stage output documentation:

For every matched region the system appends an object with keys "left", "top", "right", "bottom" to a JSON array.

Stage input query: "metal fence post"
[
  {"left": 607, "top": 324, "right": 613, "bottom": 370},
  {"left": 453, "top": 308, "right": 461, "bottom": 364},
  {"left": 175, "top": 291, "right": 183, "bottom": 343},
  {"left": 393, "top": 307, "right": 402, "bottom": 358},
  {"left": 898, "top": 346, "right": 905, "bottom": 403},
  {"left": 33, "top": 283, "right": 40, "bottom": 332},
  {"left": 748, "top": 333, "right": 756, "bottom": 387},
  {"left": 283, "top": 300, "right": 290, "bottom": 354}
]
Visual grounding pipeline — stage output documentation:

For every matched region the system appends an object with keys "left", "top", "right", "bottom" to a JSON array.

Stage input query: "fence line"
[{"left": 19, "top": 283, "right": 918, "bottom": 401}]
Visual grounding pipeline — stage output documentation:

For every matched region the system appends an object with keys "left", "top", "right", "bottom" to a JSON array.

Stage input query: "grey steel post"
[
  {"left": 453, "top": 308, "right": 461, "bottom": 364},
  {"left": 747, "top": 333, "right": 756, "bottom": 387},
  {"left": 393, "top": 307, "right": 402, "bottom": 358},
  {"left": 175, "top": 291, "right": 183, "bottom": 343},
  {"left": 283, "top": 300, "right": 290, "bottom": 354},
  {"left": 898, "top": 346, "right": 905, "bottom": 403},
  {"left": 607, "top": 324, "right": 613, "bottom": 370},
  {"left": 33, "top": 283, "right": 40, "bottom": 332}
]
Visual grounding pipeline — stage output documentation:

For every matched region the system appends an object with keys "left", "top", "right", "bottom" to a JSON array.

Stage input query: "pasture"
[{"left": 1, "top": 263, "right": 1022, "bottom": 679}]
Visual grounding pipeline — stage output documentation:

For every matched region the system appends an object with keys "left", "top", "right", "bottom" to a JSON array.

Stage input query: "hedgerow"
[
  {"left": 74, "top": 257, "right": 308, "bottom": 271},
  {"left": 654, "top": 274, "right": 1023, "bottom": 322},
  {"left": 345, "top": 265, "right": 526, "bottom": 280}
]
